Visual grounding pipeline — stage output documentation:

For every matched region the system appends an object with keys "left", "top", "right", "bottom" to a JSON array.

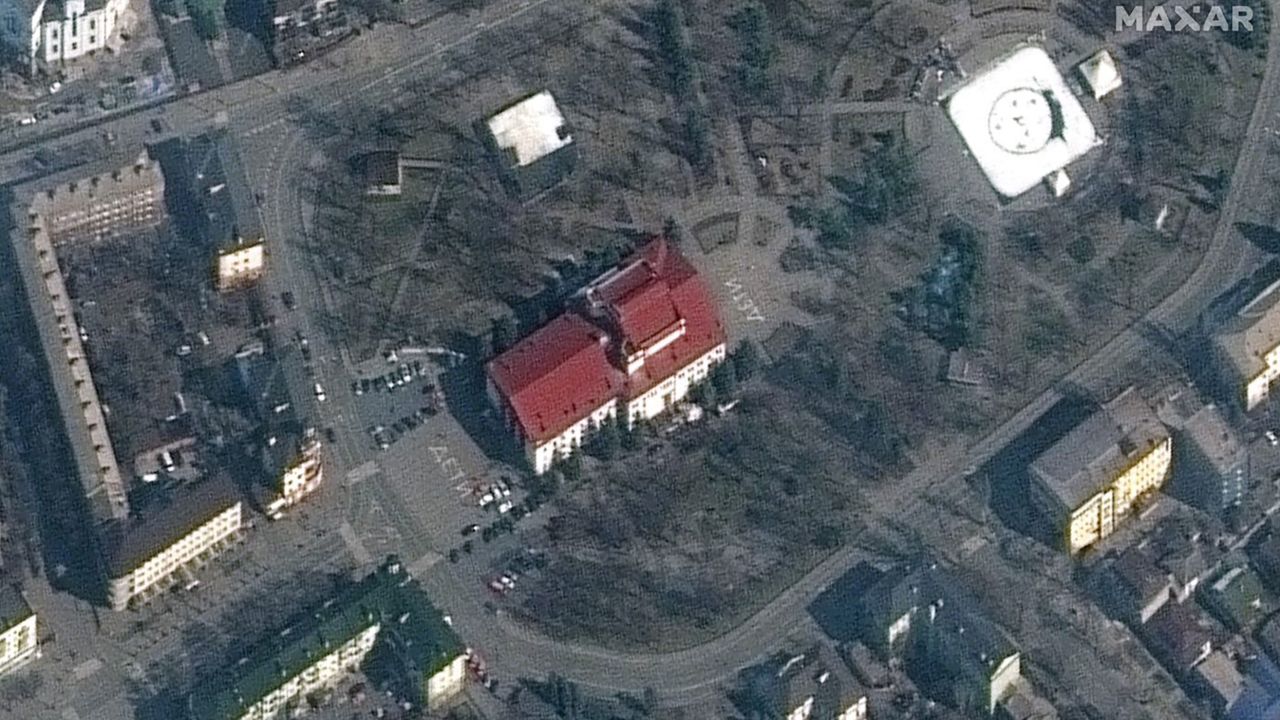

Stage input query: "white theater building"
[
  {"left": 944, "top": 45, "right": 1109, "bottom": 199},
  {"left": 0, "top": 0, "right": 129, "bottom": 68}
]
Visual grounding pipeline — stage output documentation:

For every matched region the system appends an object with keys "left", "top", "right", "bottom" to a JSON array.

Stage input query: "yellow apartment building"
[
  {"left": 1029, "top": 388, "right": 1172, "bottom": 554},
  {"left": 1214, "top": 282, "right": 1280, "bottom": 412}
]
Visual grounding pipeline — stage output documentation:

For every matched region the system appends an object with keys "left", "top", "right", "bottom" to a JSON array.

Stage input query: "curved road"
[
  {"left": 402, "top": 1, "right": 1280, "bottom": 706},
  {"left": 5, "top": 0, "right": 1277, "bottom": 710}
]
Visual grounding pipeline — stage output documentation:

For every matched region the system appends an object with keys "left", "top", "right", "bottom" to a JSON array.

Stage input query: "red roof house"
[{"left": 485, "top": 238, "right": 727, "bottom": 471}]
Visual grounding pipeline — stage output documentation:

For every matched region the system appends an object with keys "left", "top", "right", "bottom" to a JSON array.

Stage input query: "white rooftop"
[
  {"left": 1079, "top": 49, "right": 1123, "bottom": 100},
  {"left": 946, "top": 45, "right": 1101, "bottom": 198},
  {"left": 486, "top": 91, "right": 573, "bottom": 168}
]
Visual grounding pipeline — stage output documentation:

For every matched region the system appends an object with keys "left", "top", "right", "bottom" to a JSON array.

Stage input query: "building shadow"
[
  {"left": 0, "top": 201, "right": 106, "bottom": 605},
  {"left": 436, "top": 333, "right": 525, "bottom": 470}
]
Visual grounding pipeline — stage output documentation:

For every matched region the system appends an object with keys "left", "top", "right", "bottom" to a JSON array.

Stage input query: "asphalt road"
[{"left": 4, "top": 0, "right": 1279, "bottom": 712}]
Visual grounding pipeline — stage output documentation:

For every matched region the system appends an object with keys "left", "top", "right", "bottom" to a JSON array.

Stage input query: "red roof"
[
  {"left": 601, "top": 239, "right": 725, "bottom": 396},
  {"left": 486, "top": 314, "right": 621, "bottom": 443},
  {"left": 486, "top": 238, "right": 726, "bottom": 445}
]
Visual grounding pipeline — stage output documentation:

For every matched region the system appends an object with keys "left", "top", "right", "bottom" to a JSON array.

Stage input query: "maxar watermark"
[{"left": 1116, "top": 4, "right": 1254, "bottom": 32}]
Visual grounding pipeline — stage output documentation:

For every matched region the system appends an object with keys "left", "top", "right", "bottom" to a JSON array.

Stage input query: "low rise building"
[
  {"left": 361, "top": 150, "right": 403, "bottom": 196},
  {"left": 736, "top": 645, "right": 868, "bottom": 720},
  {"left": 1142, "top": 601, "right": 1213, "bottom": 677},
  {"left": 919, "top": 593, "right": 1022, "bottom": 716},
  {"left": 1213, "top": 281, "right": 1280, "bottom": 412},
  {"left": 234, "top": 341, "right": 325, "bottom": 516},
  {"left": 1077, "top": 49, "right": 1122, "bottom": 100},
  {"left": 0, "top": 584, "right": 39, "bottom": 677},
  {"left": 998, "top": 679, "right": 1058, "bottom": 720},
  {"left": 103, "top": 475, "right": 243, "bottom": 610},
  {"left": 810, "top": 562, "right": 1020, "bottom": 716},
  {"left": 487, "top": 238, "right": 726, "bottom": 474},
  {"left": 1028, "top": 388, "right": 1172, "bottom": 553},
  {"left": 1096, "top": 545, "right": 1174, "bottom": 626},
  {"left": 1200, "top": 565, "right": 1274, "bottom": 634},
  {"left": 1194, "top": 650, "right": 1246, "bottom": 717},
  {"left": 263, "top": 430, "right": 322, "bottom": 518},
  {"left": 189, "top": 558, "right": 466, "bottom": 720},
  {"left": 1249, "top": 524, "right": 1280, "bottom": 595},
  {"left": 484, "top": 90, "right": 577, "bottom": 196},
  {"left": 942, "top": 44, "right": 1101, "bottom": 198}
]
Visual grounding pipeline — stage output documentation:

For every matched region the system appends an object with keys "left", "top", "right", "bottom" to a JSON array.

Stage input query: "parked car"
[
  {"left": 313, "top": 383, "right": 326, "bottom": 402},
  {"left": 461, "top": 523, "right": 480, "bottom": 536},
  {"left": 352, "top": 380, "right": 363, "bottom": 396},
  {"left": 324, "top": 427, "right": 337, "bottom": 443},
  {"left": 281, "top": 291, "right": 297, "bottom": 310}
]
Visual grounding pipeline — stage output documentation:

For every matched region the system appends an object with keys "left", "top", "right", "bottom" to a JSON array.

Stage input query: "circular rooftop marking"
[{"left": 987, "top": 88, "right": 1053, "bottom": 154}]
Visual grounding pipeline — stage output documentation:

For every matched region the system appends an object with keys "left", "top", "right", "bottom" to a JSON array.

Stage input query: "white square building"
[
  {"left": 945, "top": 45, "right": 1101, "bottom": 198},
  {"left": 486, "top": 90, "right": 573, "bottom": 168}
]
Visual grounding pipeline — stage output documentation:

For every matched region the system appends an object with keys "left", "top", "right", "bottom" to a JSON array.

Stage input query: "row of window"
[{"left": 126, "top": 510, "right": 241, "bottom": 593}]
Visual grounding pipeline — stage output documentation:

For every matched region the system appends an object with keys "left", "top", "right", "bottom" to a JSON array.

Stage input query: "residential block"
[{"left": 1029, "top": 388, "right": 1171, "bottom": 554}]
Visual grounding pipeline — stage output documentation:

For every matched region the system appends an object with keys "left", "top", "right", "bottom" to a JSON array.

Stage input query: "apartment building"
[
  {"left": 487, "top": 237, "right": 726, "bottom": 474},
  {"left": 103, "top": 475, "right": 243, "bottom": 610},
  {"left": 0, "top": 584, "right": 39, "bottom": 677},
  {"left": 1214, "top": 281, "right": 1280, "bottom": 412},
  {"left": 0, "top": 0, "right": 129, "bottom": 69},
  {"left": 1174, "top": 403, "right": 1246, "bottom": 516},
  {"left": 168, "top": 132, "right": 267, "bottom": 291},
  {"left": 3, "top": 153, "right": 168, "bottom": 524},
  {"left": 26, "top": 149, "right": 165, "bottom": 246},
  {"left": 232, "top": 341, "right": 324, "bottom": 516},
  {"left": 1029, "top": 388, "right": 1172, "bottom": 554},
  {"left": 189, "top": 558, "right": 466, "bottom": 720}
]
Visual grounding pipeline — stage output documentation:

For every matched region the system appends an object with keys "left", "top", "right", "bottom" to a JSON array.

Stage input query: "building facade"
[
  {"left": 237, "top": 623, "right": 380, "bottom": 720},
  {"left": 27, "top": 149, "right": 164, "bottom": 246},
  {"left": 0, "top": 586, "right": 39, "bottom": 677},
  {"left": 1214, "top": 281, "right": 1280, "bottom": 412},
  {"left": 1029, "top": 389, "right": 1172, "bottom": 554},
  {"left": 264, "top": 431, "right": 323, "bottom": 518},
  {"left": 0, "top": 0, "right": 128, "bottom": 68},
  {"left": 486, "top": 238, "right": 726, "bottom": 474},
  {"left": 105, "top": 478, "right": 243, "bottom": 610}
]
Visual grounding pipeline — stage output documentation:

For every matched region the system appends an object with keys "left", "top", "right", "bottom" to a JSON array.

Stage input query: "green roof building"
[{"left": 189, "top": 558, "right": 466, "bottom": 720}]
